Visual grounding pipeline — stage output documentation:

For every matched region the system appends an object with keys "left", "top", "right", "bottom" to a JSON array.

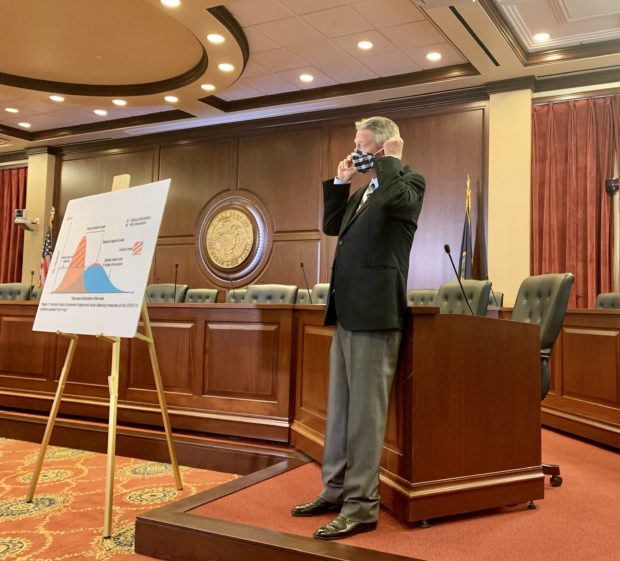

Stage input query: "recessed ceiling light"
[
  {"left": 299, "top": 74, "right": 314, "bottom": 83},
  {"left": 534, "top": 32, "right": 550, "bottom": 42},
  {"left": 49, "top": 95, "right": 64, "bottom": 102},
  {"left": 94, "top": 109, "right": 107, "bottom": 116},
  {"left": 218, "top": 63, "right": 235, "bottom": 72},
  {"left": 201, "top": 83, "right": 216, "bottom": 91},
  {"left": 164, "top": 95, "right": 178, "bottom": 103},
  {"left": 207, "top": 34, "right": 225, "bottom": 44},
  {"left": 18, "top": 122, "right": 31, "bottom": 128},
  {"left": 112, "top": 99, "right": 127, "bottom": 106},
  {"left": 5, "top": 107, "right": 18, "bottom": 113},
  {"left": 426, "top": 52, "right": 442, "bottom": 62},
  {"left": 357, "top": 40, "right": 373, "bottom": 50},
  {"left": 160, "top": 0, "right": 181, "bottom": 7}
]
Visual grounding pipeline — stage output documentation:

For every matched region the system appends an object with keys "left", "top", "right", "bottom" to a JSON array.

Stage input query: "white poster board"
[{"left": 33, "top": 179, "right": 170, "bottom": 338}]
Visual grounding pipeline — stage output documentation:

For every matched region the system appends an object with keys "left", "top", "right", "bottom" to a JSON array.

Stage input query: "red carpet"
[
  {"left": 192, "top": 429, "right": 620, "bottom": 561},
  {"left": 0, "top": 437, "right": 238, "bottom": 560}
]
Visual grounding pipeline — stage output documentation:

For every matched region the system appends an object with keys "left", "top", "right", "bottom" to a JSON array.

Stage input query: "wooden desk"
[
  {"left": 545, "top": 309, "right": 620, "bottom": 448},
  {"left": 0, "top": 302, "right": 295, "bottom": 442},
  {"left": 292, "top": 306, "right": 544, "bottom": 523},
  {"left": 1, "top": 302, "right": 544, "bottom": 522}
]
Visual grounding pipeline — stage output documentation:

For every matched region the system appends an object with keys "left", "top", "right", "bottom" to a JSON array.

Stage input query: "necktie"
[{"left": 359, "top": 179, "right": 377, "bottom": 210}]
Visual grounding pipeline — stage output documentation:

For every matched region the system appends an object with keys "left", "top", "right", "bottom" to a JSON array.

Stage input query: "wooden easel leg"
[
  {"left": 141, "top": 303, "right": 182, "bottom": 490},
  {"left": 103, "top": 337, "right": 121, "bottom": 538},
  {"left": 26, "top": 334, "right": 79, "bottom": 502}
]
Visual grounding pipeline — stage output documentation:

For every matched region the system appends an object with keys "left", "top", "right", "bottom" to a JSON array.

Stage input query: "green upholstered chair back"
[
  {"left": 436, "top": 280, "right": 491, "bottom": 316},
  {"left": 245, "top": 284, "right": 298, "bottom": 304},
  {"left": 30, "top": 287, "right": 42, "bottom": 300},
  {"left": 296, "top": 288, "right": 312, "bottom": 304},
  {"left": 185, "top": 288, "right": 219, "bottom": 304},
  {"left": 488, "top": 290, "right": 503, "bottom": 308},
  {"left": 145, "top": 283, "right": 188, "bottom": 303},
  {"left": 0, "top": 283, "right": 31, "bottom": 300},
  {"left": 511, "top": 274, "right": 574, "bottom": 350},
  {"left": 310, "top": 283, "right": 330, "bottom": 305},
  {"left": 594, "top": 292, "right": 620, "bottom": 309},
  {"left": 407, "top": 289, "right": 438, "bottom": 306},
  {"left": 226, "top": 288, "right": 247, "bottom": 303},
  {"left": 511, "top": 273, "right": 574, "bottom": 399}
]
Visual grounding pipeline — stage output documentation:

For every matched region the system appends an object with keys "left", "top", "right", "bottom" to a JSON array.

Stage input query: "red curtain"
[
  {"left": 532, "top": 96, "right": 617, "bottom": 308},
  {"left": 0, "top": 167, "right": 28, "bottom": 283}
]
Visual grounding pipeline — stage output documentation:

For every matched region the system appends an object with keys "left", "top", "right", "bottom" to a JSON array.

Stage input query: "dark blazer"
[{"left": 323, "top": 156, "right": 425, "bottom": 331}]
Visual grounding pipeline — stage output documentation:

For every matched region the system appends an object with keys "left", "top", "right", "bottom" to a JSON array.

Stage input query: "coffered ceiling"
[{"left": 0, "top": 0, "right": 619, "bottom": 154}]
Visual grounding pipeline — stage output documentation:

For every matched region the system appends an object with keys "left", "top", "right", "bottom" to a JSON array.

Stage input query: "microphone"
[
  {"left": 30, "top": 270, "right": 34, "bottom": 291},
  {"left": 299, "top": 262, "right": 313, "bottom": 304},
  {"left": 227, "top": 274, "right": 237, "bottom": 303},
  {"left": 443, "top": 244, "right": 474, "bottom": 315},
  {"left": 173, "top": 264, "right": 178, "bottom": 303}
]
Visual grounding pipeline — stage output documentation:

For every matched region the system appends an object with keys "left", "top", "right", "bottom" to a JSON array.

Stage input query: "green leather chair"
[
  {"left": 594, "top": 292, "right": 620, "bottom": 309},
  {"left": 511, "top": 272, "right": 574, "bottom": 487},
  {"left": 296, "top": 288, "right": 312, "bottom": 304},
  {"left": 226, "top": 288, "right": 247, "bottom": 303},
  {"left": 245, "top": 284, "right": 298, "bottom": 304},
  {"left": 436, "top": 280, "right": 491, "bottom": 316},
  {"left": 0, "top": 283, "right": 31, "bottom": 300},
  {"left": 488, "top": 290, "right": 504, "bottom": 308},
  {"left": 310, "top": 283, "right": 330, "bottom": 305},
  {"left": 185, "top": 288, "right": 218, "bottom": 303},
  {"left": 407, "top": 289, "right": 438, "bottom": 306},
  {"left": 145, "top": 283, "right": 188, "bottom": 303}
]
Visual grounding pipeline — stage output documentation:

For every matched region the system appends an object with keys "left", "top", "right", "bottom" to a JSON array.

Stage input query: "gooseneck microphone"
[
  {"left": 227, "top": 274, "right": 237, "bottom": 303},
  {"left": 299, "top": 262, "right": 313, "bottom": 304},
  {"left": 30, "top": 270, "right": 34, "bottom": 291},
  {"left": 173, "top": 264, "right": 179, "bottom": 303},
  {"left": 487, "top": 277, "right": 499, "bottom": 307},
  {"left": 443, "top": 244, "right": 474, "bottom": 315}
]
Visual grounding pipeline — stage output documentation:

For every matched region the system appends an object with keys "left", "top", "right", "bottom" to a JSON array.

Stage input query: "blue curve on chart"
[{"left": 83, "top": 264, "right": 125, "bottom": 293}]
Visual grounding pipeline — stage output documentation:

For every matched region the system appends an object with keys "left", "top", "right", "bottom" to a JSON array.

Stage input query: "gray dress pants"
[{"left": 319, "top": 324, "right": 402, "bottom": 522}]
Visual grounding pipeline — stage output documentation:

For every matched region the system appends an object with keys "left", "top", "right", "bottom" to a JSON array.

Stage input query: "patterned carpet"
[{"left": 0, "top": 436, "right": 238, "bottom": 560}]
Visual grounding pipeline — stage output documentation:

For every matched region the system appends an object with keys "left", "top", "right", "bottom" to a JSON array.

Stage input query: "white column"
[{"left": 488, "top": 89, "right": 532, "bottom": 307}]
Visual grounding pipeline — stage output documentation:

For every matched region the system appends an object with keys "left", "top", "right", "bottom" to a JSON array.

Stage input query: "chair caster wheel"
[
  {"left": 528, "top": 501, "right": 536, "bottom": 510},
  {"left": 419, "top": 519, "right": 430, "bottom": 529},
  {"left": 550, "top": 475, "right": 563, "bottom": 487}
]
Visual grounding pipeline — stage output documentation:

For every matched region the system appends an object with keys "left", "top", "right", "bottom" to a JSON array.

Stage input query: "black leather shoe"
[
  {"left": 313, "top": 515, "right": 377, "bottom": 540},
  {"left": 291, "top": 497, "right": 341, "bottom": 517}
]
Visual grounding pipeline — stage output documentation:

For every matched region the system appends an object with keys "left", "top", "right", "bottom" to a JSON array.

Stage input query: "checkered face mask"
[{"left": 351, "top": 149, "right": 375, "bottom": 173}]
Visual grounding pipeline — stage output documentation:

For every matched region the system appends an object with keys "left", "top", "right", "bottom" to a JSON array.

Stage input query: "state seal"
[{"left": 205, "top": 209, "right": 254, "bottom": 269}]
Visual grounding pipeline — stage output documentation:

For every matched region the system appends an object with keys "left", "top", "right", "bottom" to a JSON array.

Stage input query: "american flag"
[{"left": 39, "top": 226, "right": 53, "bottom": 288}]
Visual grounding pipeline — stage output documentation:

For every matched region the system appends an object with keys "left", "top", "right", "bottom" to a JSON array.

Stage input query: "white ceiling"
[{"left": 0, "top": 0, "right": 619, "bottom": 154}]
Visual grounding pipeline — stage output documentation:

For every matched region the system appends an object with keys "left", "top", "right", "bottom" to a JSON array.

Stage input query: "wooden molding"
[
  {"left": 2, "top": 109, "right": 194, "bottom": 143},
  {"left": 0, "top": 50, "right": 207, "bottom": 97},
  {"left": 135, "top": 457, "right": 419, "bottom": 561},
  {"left": 208, "top": 6, "right": 249, "bottom": 73},
  {"left": 199, "top": 64, "right": 479, "bottom": 112},
  {"left": 477, "top": 0, "right": 620, "bottom": 67}
]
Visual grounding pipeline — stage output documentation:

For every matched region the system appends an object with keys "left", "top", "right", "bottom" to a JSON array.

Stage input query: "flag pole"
[{"left": 459, "top": 175, "right": 473, "bottom": 280}]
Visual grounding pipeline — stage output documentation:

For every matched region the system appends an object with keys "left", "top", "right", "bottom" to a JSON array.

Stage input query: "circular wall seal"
[
  {"left": 205, "top": 209, "right": 254, "bottom": 270},
  {"left": 196, "top": 190, "right": 273, "bottom": 287}
]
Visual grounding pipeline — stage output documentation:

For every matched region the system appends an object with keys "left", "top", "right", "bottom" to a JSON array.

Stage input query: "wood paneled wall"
[{"left": 56, "top": 102, "right": 487, "bottom": 295}]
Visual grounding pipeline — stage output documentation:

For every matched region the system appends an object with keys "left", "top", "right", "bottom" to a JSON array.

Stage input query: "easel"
[{"left": 26, "top": 174, "right": 182, "bottom": 538}]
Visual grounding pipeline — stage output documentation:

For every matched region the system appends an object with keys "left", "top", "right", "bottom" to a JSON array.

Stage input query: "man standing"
[{"left": 291, "top": 116, "right": 426, "bottom": 540}]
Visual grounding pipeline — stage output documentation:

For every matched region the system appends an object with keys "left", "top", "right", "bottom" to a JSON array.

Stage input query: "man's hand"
[
  {"left": 382, "top": 136, "right": 404, "bottom": 160},
  {"left": 336, "top": 155, "right": 356, "bottom": 183}
]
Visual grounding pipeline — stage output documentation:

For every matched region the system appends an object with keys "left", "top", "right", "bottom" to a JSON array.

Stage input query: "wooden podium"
[{"left": 291, "top": 307, "right": 545, "bottom": 523}]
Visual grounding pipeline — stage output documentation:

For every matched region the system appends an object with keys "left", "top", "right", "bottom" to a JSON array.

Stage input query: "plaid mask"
[{"left": 351, "top": 149, "right": 375, "bottom": 173}]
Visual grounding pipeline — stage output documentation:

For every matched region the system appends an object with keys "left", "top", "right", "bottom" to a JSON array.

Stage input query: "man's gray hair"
[{"left": 355, "top": 116, "right": 399, "bottom": 147}]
